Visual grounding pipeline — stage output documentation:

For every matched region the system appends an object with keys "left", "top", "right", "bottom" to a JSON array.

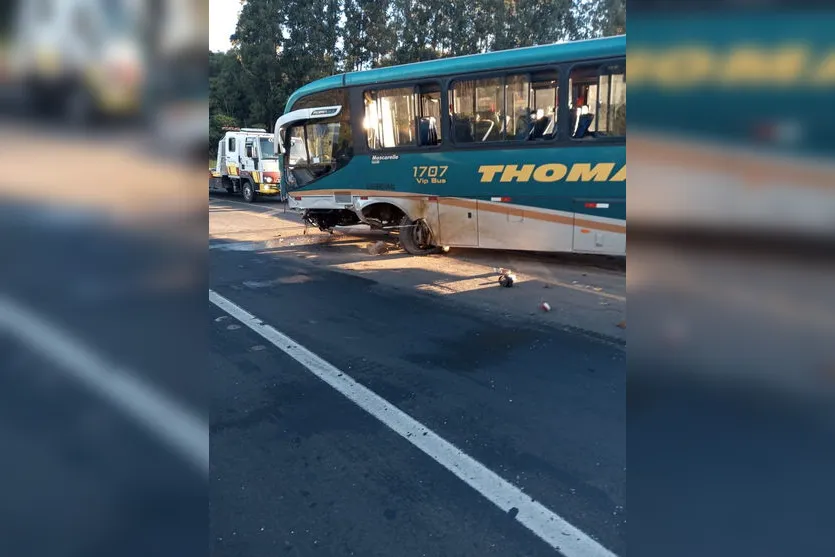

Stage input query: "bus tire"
[
  {"left": 399, "top": 215, "right": 441, "bottom": 255},
  {"left": 242, "top": 180, "right": 256, "bottom": 203}
]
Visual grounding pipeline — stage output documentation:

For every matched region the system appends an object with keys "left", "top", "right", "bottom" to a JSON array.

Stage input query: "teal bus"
[
  {"left": 274, "top": 36, "right": 625, "bottom": 255},
  {"left": 628, "top": 0, "right": 835, "bottom": 242}
]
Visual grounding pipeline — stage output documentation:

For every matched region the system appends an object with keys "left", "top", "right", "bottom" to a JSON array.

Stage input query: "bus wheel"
[
  {"left": 242, "top": 181, "right": 256, "bottom": 203},
  {"left": 399, "top": 215, "right": 441, "bottom": 255}
]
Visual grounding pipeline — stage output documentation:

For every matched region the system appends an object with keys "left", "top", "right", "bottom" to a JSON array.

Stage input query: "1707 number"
[{"left": 412, "top": 165, "right": 448, "bottom": 184}]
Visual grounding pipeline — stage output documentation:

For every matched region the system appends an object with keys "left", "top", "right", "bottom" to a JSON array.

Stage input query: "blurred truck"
[
  {"left": 2, "top": 0, "right": 206, "bottom": 160},
  {"left": 146, "top": 0, "right": 207, "bottom": 162},
  {"left": 5, "top": 0, "right": 148, "bottom": 125}
]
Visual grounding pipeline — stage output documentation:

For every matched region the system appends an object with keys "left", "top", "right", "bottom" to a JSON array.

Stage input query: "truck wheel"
[
  {"left": 399, "top": 215, "right": 441, "bottom": 255},
  {"left": 242, "top": 181, "right": 256, "bottom": 203}
]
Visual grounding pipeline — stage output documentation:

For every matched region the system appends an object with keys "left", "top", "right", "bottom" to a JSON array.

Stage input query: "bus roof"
[{"left": 285, "top": 35, "right": 624, "bottom": 112}]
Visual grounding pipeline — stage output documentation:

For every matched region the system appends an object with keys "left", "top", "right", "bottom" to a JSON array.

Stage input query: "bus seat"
[
  {"left": 418, "top": 117, "right": 431, "bottom": 145},
  {"left": 573, "top": 113, "right": 594, "bottom": 138},
  {"left": 453, "top": 115, "right": 474, "bottom": 143},
  {"left": 428, "top": 117, "right": 439, "bottom": 145},
  {"left": 542, "top": 113, "right": 556, "bottom": 137},
  {"left": 530, "top": 115, "right": 551, "bottom": 139},
  {"left": 475, "top": 120, "right": 495, "bottom": 141}
]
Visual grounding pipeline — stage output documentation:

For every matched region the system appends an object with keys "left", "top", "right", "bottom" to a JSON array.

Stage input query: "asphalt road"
[
  {"left": 210, "top": 237, "right": 626, "bottom": 556},
  {"left": 0, "top": 199, "right": 206, "bottom": 557}
]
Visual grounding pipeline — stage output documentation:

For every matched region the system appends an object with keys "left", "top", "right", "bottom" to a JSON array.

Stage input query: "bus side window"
[
  {"left": 449, "top": 84, "right": 474, "bottom": 143},
  {"left": 417, "top": 84, "right": 442, "bottom": 146},
  {"left": 364, "top": 87, "right": 415, "bottom": 149},
  {"left": 505, "top": 74, "right": 531, "bottom": 139},
  {"left": 451, "top": 78, "right": 505, "bottom": 143},
  {"left": 452, "top": 73, "right": 558, "bottom": 143},
  {"left": 569, "top": 61, "right": 625, "bottom": 139},
  {"left": 599, "top": 64, "right": 626, "bottom": 136},
  {"left": 363, "top": 91, "right": 379, "bottom": 149},
  {"left": 529, "top": 70, "right": 559, "bottom": 140}
]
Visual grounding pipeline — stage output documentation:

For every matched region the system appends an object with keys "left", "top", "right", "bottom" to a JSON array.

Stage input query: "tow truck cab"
[{"left": 213, "top": 127, "right": 282, "bottom": 203}]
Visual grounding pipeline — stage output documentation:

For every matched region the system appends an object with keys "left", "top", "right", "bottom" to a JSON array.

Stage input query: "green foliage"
[
  {"left": 209, "top": 113, "right": 239, "bottom": 157},
  {"left": 209, "top": 0, "right": 621, "bottom": 150}
]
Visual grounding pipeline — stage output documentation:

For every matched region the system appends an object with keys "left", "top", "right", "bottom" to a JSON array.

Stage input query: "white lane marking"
[
  {"left": 0, "top": 295, "right": 208, "bottom": 476},
  {"left": 209, "top": 289, "right": 616, "bottom": 557}
]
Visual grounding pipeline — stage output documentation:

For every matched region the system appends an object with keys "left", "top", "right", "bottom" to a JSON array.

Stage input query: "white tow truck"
[
  {"left": 210, "top": 128, "right": 282, "bottom": 203},
  {"left": 6, "top": 0, "right": 148, "bottom": 125}
]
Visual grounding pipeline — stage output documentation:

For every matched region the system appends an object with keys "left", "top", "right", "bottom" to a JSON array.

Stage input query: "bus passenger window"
[
  {"left": 417, "top": 85, "right": 442, "bottom": 146},
  {"left": 364, "top": 88, "right": 415, "bottom": 149},
  {"left": 451, "top": 77, "right": 503, "bottom": 143},
  {"left": 450, "top": 73, "right": 556, "bottom": 143},
  {"left": 506, "top": 75, "right": 531, "bottom": 139},
  {"left": 569, "top": 62, "right": 625, "bottom": 139},
  {"left": 363, "top": 92, "right": 379, "bottom": 149},
  {"left": 529, "top": 70, "right": 559, "bottom": 140}
]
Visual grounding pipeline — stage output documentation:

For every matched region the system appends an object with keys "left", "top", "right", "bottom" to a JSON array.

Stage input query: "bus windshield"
[{"left": 286, "top": 89, "right": 353, "bottom": 168}]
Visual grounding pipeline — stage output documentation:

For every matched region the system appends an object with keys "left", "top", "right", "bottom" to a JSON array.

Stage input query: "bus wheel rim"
[{"left": 411, "top": 219, "right": 432, "bottom": 249}]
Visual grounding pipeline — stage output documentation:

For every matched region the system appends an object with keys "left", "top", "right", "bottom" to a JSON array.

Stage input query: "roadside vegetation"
[{"left": 209, "top": 0, "right": 624, "bottom": 156}]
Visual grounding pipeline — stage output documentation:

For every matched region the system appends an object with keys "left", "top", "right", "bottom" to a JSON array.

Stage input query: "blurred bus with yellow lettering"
[{"left": 628, "top": 0, "right": 835, "bottom": 244}]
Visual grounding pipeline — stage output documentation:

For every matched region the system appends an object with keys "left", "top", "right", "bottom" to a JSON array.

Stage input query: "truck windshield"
[{"left": 259, "top": 137, "right": 277, "bottom": 159}]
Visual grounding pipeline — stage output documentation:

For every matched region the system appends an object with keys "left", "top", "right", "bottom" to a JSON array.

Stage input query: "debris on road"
[
  {"left": 367, "top": 241, "right": 389, "bottom": 255},
  {"left": 616, "top": 320, "right": 626, "bottom": 329},
  {"left": 541, "top": 302, "right": 551, "bottom": 312},
  {"left": 495, "top": 267, "right": 516, "bottom": 287}
]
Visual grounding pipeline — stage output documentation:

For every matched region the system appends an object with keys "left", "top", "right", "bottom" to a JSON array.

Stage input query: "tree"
[
  {"left": 210, "top": 51, "right": 251, "bottom": 122},
  {"left": 210, "top": 114, "right": 238, "bottom": 157},
  {"left": 208, "top": 0, "right": 617, "bottom": 156},
  {"left": 232, "top": 0, "right": 288, "bottom": 127},
  {"left": 343, "top": 0, "right": 396, "bottom": 71},
  {"left": 571, "top": 0, "right": 624, "bottom": 39}
]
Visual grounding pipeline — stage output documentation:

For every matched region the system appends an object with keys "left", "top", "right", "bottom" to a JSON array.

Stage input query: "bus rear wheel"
[{"left": 399, "top": 215, "right": 442, "bottom": 255}]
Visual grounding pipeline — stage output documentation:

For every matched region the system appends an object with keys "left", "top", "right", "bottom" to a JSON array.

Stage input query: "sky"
[{"left": 209, "top": 0, "right": 242, "bottom": 52}]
